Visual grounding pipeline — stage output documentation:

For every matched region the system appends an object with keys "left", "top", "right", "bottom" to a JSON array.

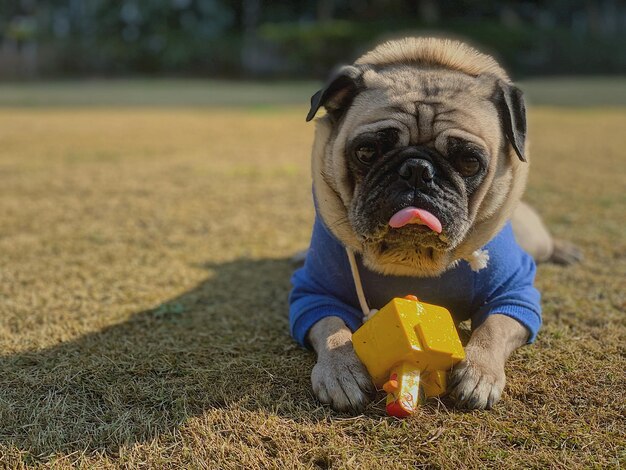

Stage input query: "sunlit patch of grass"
[{"left": 0, "top": 104, "right": 624, "bottom": 468}]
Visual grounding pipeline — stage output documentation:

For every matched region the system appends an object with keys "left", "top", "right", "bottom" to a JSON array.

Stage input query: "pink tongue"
[{"left": 389, "top": 207, "right": 442, "bottom": 233}]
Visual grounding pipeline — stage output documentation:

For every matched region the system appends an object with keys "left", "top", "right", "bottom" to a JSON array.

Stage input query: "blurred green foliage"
[
  {"left": 259, "top": 18, "right": 626, "bottom": 77},
  {"left": 0, "top": 0, "right": 624, "bottom": 78}
]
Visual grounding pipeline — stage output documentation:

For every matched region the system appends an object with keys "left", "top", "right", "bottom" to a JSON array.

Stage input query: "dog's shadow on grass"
[{"left": 0, "top": 257, "right": 319, "bottom": 456}]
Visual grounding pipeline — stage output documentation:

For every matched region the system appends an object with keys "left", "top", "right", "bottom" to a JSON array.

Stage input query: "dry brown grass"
[{"left": 0, "top": 104, "right": 624, "bottom": 469}]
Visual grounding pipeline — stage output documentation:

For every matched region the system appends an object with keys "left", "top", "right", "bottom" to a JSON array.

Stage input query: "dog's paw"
[
  {"left": 448, "top": 347, "right": 506, "bottom": 410},
  {"left": 311, "top": 344, "right": 375, "bottom": 413}
]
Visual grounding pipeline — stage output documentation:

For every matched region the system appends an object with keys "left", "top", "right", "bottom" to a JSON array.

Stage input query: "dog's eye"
[
  {"left": 456, "top": 154, "right": 481, "bottom": 177},
  {"left": 355, "top": 146, "right": 377, "bottom": 165},
  {"left": 377, "top": 129, "right": 399, "bottom": 146}
]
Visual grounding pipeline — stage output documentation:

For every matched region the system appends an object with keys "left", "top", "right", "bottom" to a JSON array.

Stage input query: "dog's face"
[{"left": 308, "top": 39, "right": 529, "bottom": 276}]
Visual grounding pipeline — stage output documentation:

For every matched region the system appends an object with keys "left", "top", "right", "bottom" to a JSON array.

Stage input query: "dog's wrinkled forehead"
[
  {"left": 362, "top": 65, "right": 491, "bottom": 98},
  {"left": 343, "top": 66, "right": 503, "bottom": 156}
]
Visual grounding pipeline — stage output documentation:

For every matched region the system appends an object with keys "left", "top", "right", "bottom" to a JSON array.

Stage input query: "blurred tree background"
[{"left": 0, "top": 0, "right": 624, "bottom": 80}]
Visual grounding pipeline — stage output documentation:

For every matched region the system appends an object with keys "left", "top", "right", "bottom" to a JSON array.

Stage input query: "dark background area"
[{"left": 1, "top": 0, "right": 625, "bottom": 81}]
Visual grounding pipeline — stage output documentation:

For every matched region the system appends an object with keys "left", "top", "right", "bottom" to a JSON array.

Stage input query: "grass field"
[
  {"left": 0, "top": 80, "right": 624, "bottom": 468},
  {"left": 0, "top": 77, "right": 625, "bottom": 108}
]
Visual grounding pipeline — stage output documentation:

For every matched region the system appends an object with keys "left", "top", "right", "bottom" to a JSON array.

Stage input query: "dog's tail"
[
  {"left": 512, "top": 202, "right": 582, "bottom": 265},
  {"left": 549, "top": 239, "right": 583, "bottom": 265}
]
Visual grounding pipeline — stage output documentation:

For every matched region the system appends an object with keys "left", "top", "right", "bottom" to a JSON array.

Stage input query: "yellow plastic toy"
[{"left": 352, "top": 295, "right": 465, "bottom": 417}]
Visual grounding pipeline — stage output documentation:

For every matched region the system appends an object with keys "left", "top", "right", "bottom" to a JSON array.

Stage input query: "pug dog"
[{"left": 289, "top": 37, "right": 580, "bottom": 412}]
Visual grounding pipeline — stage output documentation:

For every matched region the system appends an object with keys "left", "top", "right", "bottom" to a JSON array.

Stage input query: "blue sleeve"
[
  {"left": 472, "top": 223, "right": 542, "bottom": 343},
  {"left": 289, "top": 216, "right": 364, "bottom": 348}
]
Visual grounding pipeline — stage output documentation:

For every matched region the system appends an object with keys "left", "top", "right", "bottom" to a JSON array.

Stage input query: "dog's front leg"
[
  {"left": 449, "top": 314, "right": 528, "bottom": 410},
  {"left": 307, "top": 316, "right": 375, "bottom": 412}
]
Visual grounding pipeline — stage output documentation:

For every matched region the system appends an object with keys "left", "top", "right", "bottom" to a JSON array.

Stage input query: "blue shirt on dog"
[{"left": 289, "top": 215, "right": 541, "bottom": 348}]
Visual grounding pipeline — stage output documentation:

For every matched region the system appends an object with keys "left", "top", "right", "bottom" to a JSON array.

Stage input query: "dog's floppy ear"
[
  {"left": 495, "top": 80, "right": 527, "bottom": 162},
  {"left": 306, "top": 65, "right": 364, "bottom": 122}
]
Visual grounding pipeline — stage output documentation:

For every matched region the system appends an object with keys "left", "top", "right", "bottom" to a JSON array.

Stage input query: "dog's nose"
[{"left": 398, "top": 158, "right": 435, "bottom": 187}]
